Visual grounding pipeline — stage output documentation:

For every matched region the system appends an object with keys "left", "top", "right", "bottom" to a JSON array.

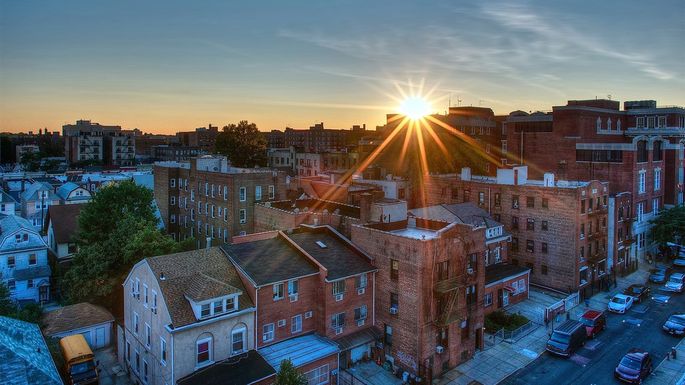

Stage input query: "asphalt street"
[{"left": 501, "top": 284, "right": 685, "bottom": 385}]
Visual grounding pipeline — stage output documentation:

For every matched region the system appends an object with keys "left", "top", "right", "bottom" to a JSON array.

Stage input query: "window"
[
  {"left": 239, "top": 187, "right": 246, "bottom": 202},
  {"left": 653, "top": 198, "right": 659, "bottom": 214},
  {"left": 126, "top": 340, "right": 131, "bottom": 362},
  {"left": 494, "top": 193, "right": 501, "bottom": 207},
  {"left": 526, "top": 218, "right": 535, "bottom": 231},
  {"left": 484, "top": 293, "right": 493, "bottom": 307},
  {"left": 511, "top": 237, "right": 519, "bottom": 252},
  {"left": 526, "top": 240, "right": 534, "bottom": 253},
  {"left": 542, "top": 198, "right": 548, "bottom": 209},
  {"left": 135, "top": 350, "right": 140, "bottom": 374},
  {"left": 305, "top": 364, "right": 330, "bottom": 385},
  {"left": 638, "top": 170, "right": 646, "bottom": 193},
  {"left": 541, "top": 220, "right": 548, "bottom": 231},
  {"left": 133, "top": 312, "right": 139, "bottom": 335},
  {"left": 354, "top": 305, "right": 368, "bottom": 321},
  {"left": 654, "top": 141, "right": 663, "bottom": 161},
  {"left": 190, "top": 189, "right": 195, "bottom": 201},
  {"left": 637, "top": 202, "right": 645, "bottom": 222},
  {"left": 255, "top": 186, "right": 262, "bottom": 201},
  {"left": 263, "top": 324, "right": 275, "bottom": 342},
  {"left": 390, "top": 292, "right": 399, "bottom": 311},
  {"left": 541, "top": 242, "right": 548, "bottom": 253},
  {"left": 273, "top": 283, "right": 285, "bottom": 300},
  {"left": 160, "top": 338, "right": 167, "bottom": 365},
  {"left": 170, "top": 214, "right": 176, "bottom": 224},
  {"left": 647, "top": 116, "right": 655, "bottom": 128},
  {"left": 28, "top": 254, "right": 37, "bottom": 265},
  {"left": 390, "top": 259, "right": 399, "bottom": 280},
  {"left": 331, "top": 313, "right": 345, "bottom": 329},
  {"left": 200, "top": 303, "right": 211, "bottom": 317},
  {"left": 268, "top": 185, "right": 275, "bottom": 199},
  {"left": 145, "top": 324, "right": 151, "bottom": 348},
  {"left": 239, "top": 209, "right": 246, "bottom": 224},
  {"left": 654, "top": 168, "right": 661, "bottom": 190},
  {"left": 27, "top": 279, "right": 34, "bottom": 288},
  {"left": 511, "top": 216, "right": 519, "bottom": 230},
  {"left": 212, "top": 300, "right": 223, "bottom": 314},
  {"left": 170, "top": 179, "right": 176, "bottom": 188},
  {"left": 143, "top": 284, "right": 148, "bottom": 306},
  {"left": 637, "top": 141, "right": 648, "bottom": 163},
  {"left": 512, "top": 195, "right": 520, "bottom": 209},
  {"left": 580, "top": 224, "right": 585, "bottom": 239},
  {"left": 170, "top": 196, "right": 176, "bottom": 206},
  {"left": 636, "top": 116, "right": 645, "bottom": 128},
  {"left": 224, "top": 207, "right": 228, "bottom": 221},
  {"left": 332, "top": 280, "right": 346, "bottom": 296},
  {"left": 384, "top": 324, "right": 393, "bottom": 346},
  {"left": 596, "top": 117, "right": 601, "bottom": 130},
  {"left": 526, "top": 196, "right": 534, "bottom": 208},
  {"left": 231, "top": 328, "right": 246, "bottom": 355},
  {"left": 291, "top": 315, "right": 302, "bottom": 334},
  {"left": 478, "top": 192, "right": 485, "bottom": 206},
  {"left": 196, "top": 338, "right": 212, "bottom": 365},
  {"left": 7, "top": 256, "right": 14, "bottom": 268},
  {"left": 355, "top": 274, "right": 367, "bottom": 289}
]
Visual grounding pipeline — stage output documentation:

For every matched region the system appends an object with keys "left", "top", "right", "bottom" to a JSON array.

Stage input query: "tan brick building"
[{"left": 153, "top": 155, "right": 287, "bottom": 247}]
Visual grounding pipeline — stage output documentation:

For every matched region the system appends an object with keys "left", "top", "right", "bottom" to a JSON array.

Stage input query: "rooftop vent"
[{"left": 316, "top": 240, "right": 328, "bottom": 249}]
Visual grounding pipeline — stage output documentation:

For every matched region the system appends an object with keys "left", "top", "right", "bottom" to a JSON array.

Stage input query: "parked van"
[
  {"left": 59, "top": 334, "right": 99, "bottom": 385},
  {"left": 546, "top": 320, "right": 586, "bottom": 357},
  {"left": 580, "top": 309, "right": 606, "bottom": 338}
]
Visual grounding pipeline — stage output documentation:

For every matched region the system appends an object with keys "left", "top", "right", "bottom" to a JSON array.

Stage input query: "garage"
[{"left": 42, "top": 302, "right": 114, "bottom": 350}]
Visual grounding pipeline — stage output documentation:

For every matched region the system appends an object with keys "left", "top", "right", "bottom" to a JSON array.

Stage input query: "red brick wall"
[
  {"left": 483, "top": 273, "right": 529, "bottom": 316},
  {"left": 321, "top": 275, "right": 375, "bottom": 340}
]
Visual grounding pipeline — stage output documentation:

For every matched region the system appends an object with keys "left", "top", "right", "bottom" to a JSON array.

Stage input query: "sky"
[{"left": 1, "top": 0, "right": 683, "bottom": 134}]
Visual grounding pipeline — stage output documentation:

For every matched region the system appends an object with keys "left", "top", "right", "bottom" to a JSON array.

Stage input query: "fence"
[
  {"left": 339, "top": 370, "right": 371, "bottom": 385},
  {"left": 564, "top": 291, "right": 580, "bottom": 310},
  {"left": 504, "top": 321, "right": 535, "bottom": 342},
  {"left": 484, "top": 328, "right": 504, "bottom": 350}
]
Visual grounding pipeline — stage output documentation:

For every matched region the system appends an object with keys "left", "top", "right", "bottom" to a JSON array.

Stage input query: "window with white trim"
[
  {"left": 170, "top": 179, "right": 175, "bottom": 188},
  {"left": 263, "top": 323, "right": 275, "bottom": 342},
  {"left": 654, "top": 168, "right": 661, "bottom": 191},
  {"left": 145, "top": 323, "right": 151, "bottom": 348},
  {"left": 273, "top": 283, "right": 284, "bottom": 300},
  {"left": 291, "top": 315, "right": 302, "bottom": 334},
  {"left": 255, "top": 186, "right": 262, "bottom": 201},
  {"left": 239, "top": 209, "right": 246, "bottom": 224},
  {"left": 305, "top": 364, "right": 330, "bottom": 385},
  {"left": 196, "top": 337, "right": 212, "bottom": 366},
  {"left": 239, "top": 187, "right": 246, "bottom": 202},
  {"left": 160, "top": 338, "right": 167, "bottom": 365},
  {"left": 231, "top": 327, "right": 246, "bottom": 355},
  {"left": 268, "top": 185, "right": 275, "bottom": 199},
  {"left": 638, "top": 170, "right": 646, "bottom": 194},
  {"left": 484, "top": 292, "right": 493, "bottom": 307}
]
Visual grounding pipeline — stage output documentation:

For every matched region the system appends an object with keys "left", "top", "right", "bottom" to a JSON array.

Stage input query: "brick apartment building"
[
  {"left": 153, "top": 155, "right": 286, "bottom": 246},
  {"left": 224, "top": 225, "right": 378, "bottom": 380},
  {"left": 409, "top": 203, "right": 529, "bottom": 316},
  {"left": 63, "top": 120, "right": 135, "bottom": 167},
  {"left": 503, "top": 99, "right": 685, "bottom": 261},
  {"left": 267, "top": 123, "right": 371, "bottom": 152},
  {"left": 351, "top": 212, "right": 486, "bottom": 381},
  {"left": 426, "top": 166, "right": 610, "bottom": 297},
  {"left": 176, "top": 124, "right": 219, "bottom": 154}
]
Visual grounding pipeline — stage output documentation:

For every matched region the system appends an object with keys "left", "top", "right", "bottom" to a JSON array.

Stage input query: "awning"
[
  {"left": 503, "top": 286, "right": 516, "bottom": 293},
  {"left": 335, "top": 326, "right": 381, "bottom": 351}
]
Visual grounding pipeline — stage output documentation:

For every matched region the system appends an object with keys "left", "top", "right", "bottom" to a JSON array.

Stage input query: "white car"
[
  {"left": 665, "top": 273, "right": 685, "bottom": 293},
  {"left": 608, "top": 294, "right": 634, "bottom": 314}
]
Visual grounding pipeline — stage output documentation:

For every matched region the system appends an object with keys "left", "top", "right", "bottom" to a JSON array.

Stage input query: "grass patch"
[{"left": 485, "top": 310, "right": 529, "bottom": 332}]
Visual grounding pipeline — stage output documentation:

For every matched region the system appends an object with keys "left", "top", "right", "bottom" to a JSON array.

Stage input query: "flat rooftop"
[{"left": 389, "top": 227, "right": 440, "bottom": 240}]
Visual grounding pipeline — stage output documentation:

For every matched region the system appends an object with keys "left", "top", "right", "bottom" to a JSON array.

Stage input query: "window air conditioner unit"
[
  {"left": 335, "top": 294, "right": 344, "bottom": 302},
  {"left": 289, "top": 294, "right": 298, "bottom": 302},
  {"left": 389, "top": 307, "right": 398, "bottom": 315},
  {"left": 335, "top": 327, "right": 343, "bottom": 335},
  {"left": 357, "top": 288, "right": 365, "bottom": 295},
  {"left": 467, "top": 267, "right": 474, "bottom": 275},
  {"left": 357, "top": 319, "right": 365, "bottom": 327},
  {"left": 436, "top": 345, "right": 445, "bottom": 354}
]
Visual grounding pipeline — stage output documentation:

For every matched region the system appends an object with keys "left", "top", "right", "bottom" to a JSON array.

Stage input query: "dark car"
[
  {"left": 545, "top": 320, "right": 586, "bottom": 357},
  {"left": 614, "top": 349, "right": 652, "bottom": 384},
  {"left": 623, "top": 284, "right": 651, "bottom": 303},
  {"left": 662, "top": 313, "right": 685, "bottom": 336},
  {"left": 579, "top": 309, "right": 606, "bottom": 338},
  {"left": 649, "top": 266, "right": 673, "bottom": 283}
]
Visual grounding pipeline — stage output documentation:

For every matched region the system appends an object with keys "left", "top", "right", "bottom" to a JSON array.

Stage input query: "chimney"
[
  {"left": 543, "top": 173, "right": 555, "bottom": 187},
  {"left": 359, "top": 193, "right": 372, "bottom": 223},
  {"left": 461, "top": 167, "right": 471, "bottom": 181}
]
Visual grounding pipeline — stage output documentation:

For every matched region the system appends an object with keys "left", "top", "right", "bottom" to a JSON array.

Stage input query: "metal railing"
[{"left": 504, "top": 320, "right": 535, "bottom": 342}]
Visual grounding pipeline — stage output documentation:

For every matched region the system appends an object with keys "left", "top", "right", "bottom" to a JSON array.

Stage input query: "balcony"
[
  {"left": 587, "top": 205, "right": 607, "bottom": 216},
  {"left": 587, "top": 251, "right": 606, "bottom": 263}
]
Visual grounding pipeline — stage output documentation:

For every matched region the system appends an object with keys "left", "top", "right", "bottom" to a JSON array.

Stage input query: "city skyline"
[{"left": 1, "top": 0, "right": 684, "bottom": 134}]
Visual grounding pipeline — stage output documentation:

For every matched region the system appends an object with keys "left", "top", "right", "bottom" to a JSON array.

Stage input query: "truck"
[{"left": 59, "top": 334, "right": 99, "bottom": 385}]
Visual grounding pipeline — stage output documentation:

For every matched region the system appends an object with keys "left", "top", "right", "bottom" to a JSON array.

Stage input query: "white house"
[
  {"left": 20, "top": 182, "right": 60, "bottom": 231},
  {"left": 0, "top": 190, "right": 17, "bottom": 216},
  {"left": 121, "top": 248, "right": 256, "bottom": 385},
  {"left": 0, "top": 215, "right": 51, "bottom": 303},
  {"left": 56, "top": 182, "right": 91, "bottom": 204}
]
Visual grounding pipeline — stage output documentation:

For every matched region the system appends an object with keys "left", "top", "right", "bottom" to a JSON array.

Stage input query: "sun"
[{"left": 398, "top": 96, "right": 431, "bottom": 120}]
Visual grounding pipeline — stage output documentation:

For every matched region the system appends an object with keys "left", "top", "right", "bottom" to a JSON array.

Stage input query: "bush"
[{"left": 485, "top": 310, "right": 529, "bottom": 332}]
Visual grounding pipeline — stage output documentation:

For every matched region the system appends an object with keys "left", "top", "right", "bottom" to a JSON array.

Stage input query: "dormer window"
[
  {"left": 195, "top": 295, "right": 238, "bottom": 320},
  {"left": 201, "top": 303, "right": 211, "bottom": 318}
]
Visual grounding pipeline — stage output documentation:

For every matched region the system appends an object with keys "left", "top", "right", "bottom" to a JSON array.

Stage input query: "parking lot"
[{"left": 501, "top": 263, "right": 685, "bottom": 385}]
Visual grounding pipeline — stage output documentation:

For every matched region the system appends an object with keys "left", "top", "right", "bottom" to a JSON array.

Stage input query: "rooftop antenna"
[
  {"left": 457, "top": 96, "right": 462, "bottom": 106},
  {"left": 607, "top": 94, "right": 612, "bottom": 100}
]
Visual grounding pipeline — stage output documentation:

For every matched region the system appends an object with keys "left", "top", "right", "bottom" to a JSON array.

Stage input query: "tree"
[
  {"left": 63, "top": 181, "right": 181, "bottom": 305},
  {"left": 215, "top": 120, "right": 267, "bottom": 168},
  {"left": 649, "top": 205, "right": 685, "bottom": 246},
  {"left": 0, "top": 284, "right": 15, "bottom": 316},
  {"left": 274, "top": 359, "right": 307, "bottom": 385},
  {"left": 19, "top": 151, "right": 41, "bottom": 172},
  {"left": 0, "top": 284, "right": 42, "bottom": 324}
]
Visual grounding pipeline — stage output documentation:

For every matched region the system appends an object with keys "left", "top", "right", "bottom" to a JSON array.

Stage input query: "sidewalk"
[
  {"left": 648, "top": 338, "right": 685, "bottom": 385},
  {"left": 434, "top": 265, "right": 652, "bottom": 385}
]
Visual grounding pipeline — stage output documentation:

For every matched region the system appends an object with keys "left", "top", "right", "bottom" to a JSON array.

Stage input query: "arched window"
[
  {"left": 607, "top": 118, "right": 612, "bottom": 131},
  {"left": 617, "top": 119, "right": 622, "bottom": 131},
  {"left": 596, "top": 117, "right": 602, "bottom": 130},
  {"left": 653, "top": 141, "right": 663, "bottom": 161},
  {"left": 231, "top": 323, "right": 247, "bottom": 355},
  {"left": 196, "top": 333, "right": 213, "bottom": 366},
  {"left": 637, "top": 141, "right": 648, "bottom": 163}
]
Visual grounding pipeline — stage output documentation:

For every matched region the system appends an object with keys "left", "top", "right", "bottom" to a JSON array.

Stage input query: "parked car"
[
  {"left": 614, "top": 349, "right": 653, "bottom": 384},
  {"left": 664, "top": 272, "right": 685, "bottom": 293},
  {"left": 662, "top": 313, "right": 685, "bottom": 336},
  {"left": 649, "top": 266, "right": 673, "bottom": 284},
  {"left": 608, "top": 294, "right": 634, "bottom": 314},
  {"left": 623, "top": 284, "right": 651, "bottom": 303},
  {"left": 545, "top": 320, "right": 586, "bottom": 357},
  {"left": 579, "top": 309, "right": 606, "bottom": 338}
]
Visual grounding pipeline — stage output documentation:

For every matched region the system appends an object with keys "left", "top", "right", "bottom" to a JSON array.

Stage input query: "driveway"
[{"left": 95, "top": 346, "right": 132, "bottom": 385}]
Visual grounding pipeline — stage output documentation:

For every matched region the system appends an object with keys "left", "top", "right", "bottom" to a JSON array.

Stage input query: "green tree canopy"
[
  {"left": 650, "top": 205, "right": 685, "bottom": 246},
  {"left": 63, "top": 181, "right": 181, "bottom": 305},
  {"left": 274, "top": 359, "right": 307, "bottom": 385},
  {"left": 215, "top": 120, "right": 267, "bottom": 168},
  {"left": 19, "top": 151, "right": 41, "bottom": 172}
]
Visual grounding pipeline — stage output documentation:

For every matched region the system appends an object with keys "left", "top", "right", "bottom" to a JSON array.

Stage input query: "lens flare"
[{"left": 398, "top": 97, "right": 431, "bottom": 120}]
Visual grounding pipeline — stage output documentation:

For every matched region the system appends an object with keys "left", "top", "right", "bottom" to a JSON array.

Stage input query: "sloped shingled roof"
[
  {"left": 46, "top": 204, "right": 84, "bottom": 243},
  {"left": 145, "top": 247, "right": 253, "bottom": 329},
  {"left": 42, "top": 303, "right": 114, "bottom": 336},
  {"left": 0, "top": 316, "right": 62, "bottom": 385}
]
